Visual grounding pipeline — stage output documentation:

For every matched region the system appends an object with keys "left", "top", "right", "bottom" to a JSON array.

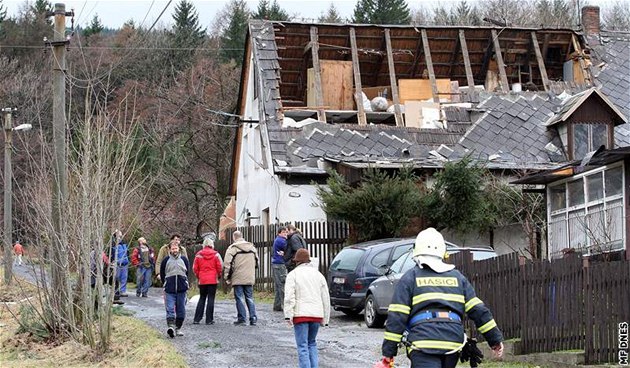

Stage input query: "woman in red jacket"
[{"left": 192, "top": 238, "right": 223, "bottom": 324}]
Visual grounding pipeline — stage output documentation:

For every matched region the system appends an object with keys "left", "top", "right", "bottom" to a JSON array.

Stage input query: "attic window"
[{"left": 572, "top": 123, "right": 609, "bottom": 159}]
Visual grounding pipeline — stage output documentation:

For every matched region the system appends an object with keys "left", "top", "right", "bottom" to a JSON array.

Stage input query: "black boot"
[
  {"left": 175, "top": 318, "right": 184, "bottom": 336},
  {"left": 167, "top": 318, "right": 175, "bottom": 338}
]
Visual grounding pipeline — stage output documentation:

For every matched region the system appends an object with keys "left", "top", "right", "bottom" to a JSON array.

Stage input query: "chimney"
[{"left": 581, "top": 6, "right": 600, "bottom": 37}]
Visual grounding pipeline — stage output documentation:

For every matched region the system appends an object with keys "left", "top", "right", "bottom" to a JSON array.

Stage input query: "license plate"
[{"left": 333, "top": 277, "right": 345, "bottom": 284}]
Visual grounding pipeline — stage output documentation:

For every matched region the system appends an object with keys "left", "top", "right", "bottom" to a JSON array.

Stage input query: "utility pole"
[
  {"left": 46, "top": 2, "right": 73, "bottom": 319},
  {"left": 3, "top": 108, "right": 14, "bottom": 285}
]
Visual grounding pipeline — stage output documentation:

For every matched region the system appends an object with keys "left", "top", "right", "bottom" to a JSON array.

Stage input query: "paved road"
[{"left": 123, "top": 287, "right": 387, "bottom": 368}]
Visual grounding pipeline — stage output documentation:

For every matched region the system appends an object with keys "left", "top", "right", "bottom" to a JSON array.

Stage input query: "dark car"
[
  {"left": 364, "top": 245, "right": 498, "bottom": 328},
  {"left": 328, "top": 238, "right": 413, "bottom": 316}
]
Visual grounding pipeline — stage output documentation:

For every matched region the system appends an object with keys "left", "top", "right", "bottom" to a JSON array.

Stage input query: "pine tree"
[
  {"left": 252, "top": 0, "right": 289, "bottom": 21},
  {"left": 83, "top": 14, "right": 104, "bottom": 37},
  {"left": 168, "top": 0, "right": 206, "bottom": 71},
  {"left": 318, "top": 3, "right": 343, "bottom": 23},
  {"left": 0, "top": 0, "right": 6, "bottom": 23},
  {"left": 220, "top": 0, "right": 250, "bottom": 66},
  {"left": 352, "top": 0, "right": 410, "bottom": 25},
  {"left": 31, "top": 0, "right": 52, "bottom": 24}
]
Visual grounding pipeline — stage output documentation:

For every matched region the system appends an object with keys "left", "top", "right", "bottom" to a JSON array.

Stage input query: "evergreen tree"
[
  {"left": 168, "top": 0, "right": 206, "bottom": 71},
  {"left": 31, "top": 0, "right": 52, "bottom": 24},
  {"left": 83, "top": 14, "right": 104, "bottom": 37},
  {"left": 220, "top": 0, "right": 250, "bottom": 66},
  {"left": 0, "top": 0, "right": 6, "bottom": 23},
  {"left": 318, "top": 3, "right": 343, "bottom": 23},
  {"left": 252, "top": 0, "right": 289, "bottom": 21},
  {"left": 352, "top": 0, "right": 410, "bottom": 25}
]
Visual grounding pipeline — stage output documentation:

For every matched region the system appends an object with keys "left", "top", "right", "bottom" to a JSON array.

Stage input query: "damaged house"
[{"left": 226, "top": 6, "right": 630, "bottom": 258}]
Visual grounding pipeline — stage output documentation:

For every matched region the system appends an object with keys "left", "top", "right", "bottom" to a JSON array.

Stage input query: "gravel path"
[{"left": 123, "top": 287, "right": 388, "bottom": 368}]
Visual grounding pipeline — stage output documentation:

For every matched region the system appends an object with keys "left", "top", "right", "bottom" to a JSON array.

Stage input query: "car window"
[
  {"left": 330, "top": 248, "right": 365, "bottom": 272},
  {"left": 400, "top": 253, "right": 416, "bottom": 273},
  {"left": 392, "top": 244, "right": 412, "bottom": 263},
  {"left": 389, "top": 252, "right": 409, "bottom": 274},
  {"left": 370, "top": 249, "right": 391, "bottom": 269}
]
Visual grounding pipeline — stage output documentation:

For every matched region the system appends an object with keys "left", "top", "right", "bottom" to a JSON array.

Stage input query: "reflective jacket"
[{"left": 382, "top": 264, "right": 503, "bottom": 357}]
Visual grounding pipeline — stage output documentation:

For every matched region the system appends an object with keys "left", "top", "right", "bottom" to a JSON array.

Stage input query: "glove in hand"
[{"left": 460, "top": 338, "right": 483, "bottom": 368}]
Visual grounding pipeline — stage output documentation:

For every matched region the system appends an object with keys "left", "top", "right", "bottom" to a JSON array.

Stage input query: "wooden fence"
[
  {"left": 450, "top": 252, "right": 630, "bottom": 364},
  {"left": 207, "top": 221, "right": 349, "bottom": 292}
]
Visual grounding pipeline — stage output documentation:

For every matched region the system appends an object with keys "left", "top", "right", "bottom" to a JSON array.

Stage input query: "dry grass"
[{"left": 0, "top": 272, "right": 187, "bottom": 368}]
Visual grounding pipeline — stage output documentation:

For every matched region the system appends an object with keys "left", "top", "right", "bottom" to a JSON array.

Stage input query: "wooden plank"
[
  {"left": 310, "top": 26, "right": 325, "bottom": 121},
  {"left": 459, "top": 30, "right": 475, "bottom": 88},
  {"left": 307, "top": 60, "right": 354, "bottom": 110},
  {"left": 447, "top": 34, "right": 461, "bottom": 78},
  {"left": 398, "top": 79, "right": 452, "bottom": 102},
  {"left": 491, "top": 29, "right": 509, "bottom": 93},
  {"left": 421, "top": 29, "right": 439, "bottom": 103},
  {"left": 384, "top": 29, "right": 403, "bottom": 127},
  {"left": 349, "top": 28, "right": 367, "bottom": 126},
  {"left": 531, "top": 32, "right": 550, "bottom": 92},
  {"left": 409, "top": 34, "right": 423, "bottom": 78},
  {"left": 571, "top": 34, "right": 591, "bottom": 86}
]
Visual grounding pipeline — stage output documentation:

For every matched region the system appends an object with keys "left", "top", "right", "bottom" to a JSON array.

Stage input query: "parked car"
[
  {"left": 328, "top": 238, "right": 413, "bottom": 316},
  {"left": 363, "top": 245, "right": 498, "bottom": 328}
]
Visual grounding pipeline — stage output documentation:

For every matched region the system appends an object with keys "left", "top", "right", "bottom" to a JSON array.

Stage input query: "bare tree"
[{"left": 602, "top": 1, "right": 630, "bottom": 31}]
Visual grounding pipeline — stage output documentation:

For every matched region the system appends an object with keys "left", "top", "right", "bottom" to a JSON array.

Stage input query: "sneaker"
[
  {"left": 176, "top": 329, "right": 184, "bottom": 336},
  {"left": 141, "top": 294, "right": 148, "bottom": 298},
  {"left": 192, "top": 321, "right": 200, "bottom": 325},
  {"left": 120, "top": 293, "right": 129, "bottom": 297},
  {"left": 136, "top": 293, "right": 141, "bottom": 297},
  {"left": 233, "top": 320, "right": 246, "bottom": 326},
  {"left": 113, "top": 299, "right": 125, "bottom": 305},
  {"left": 206, "top": 320, "right": 215, "bottom": 325},
  {"left": 167, "top": 327, "right": 175, "bottom": 338},
  {"left": 250, "top": 321, "right": 257, "bottom": 326}
]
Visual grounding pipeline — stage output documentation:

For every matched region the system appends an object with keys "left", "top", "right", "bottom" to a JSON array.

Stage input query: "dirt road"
[{"left": 123, "top": 288, "right": 387, "bottom": 368}]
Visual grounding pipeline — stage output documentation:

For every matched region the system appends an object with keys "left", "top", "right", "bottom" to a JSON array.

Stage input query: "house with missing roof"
[{"left": 225, "top": 6, "right": 630, "bottom": 258}]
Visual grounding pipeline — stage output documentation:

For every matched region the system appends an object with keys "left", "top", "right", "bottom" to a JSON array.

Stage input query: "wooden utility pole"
[
  {"left": 3, "top": 109, "right": 14, "bottom": 285},
  {"left": 47, "top": 2, "right": 73, "bottom": 319}
]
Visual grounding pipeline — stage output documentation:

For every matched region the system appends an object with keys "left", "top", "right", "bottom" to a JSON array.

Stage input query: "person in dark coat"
[
  {"left": 284, "top": 224, "right": 306, "bottom": 272},
  {"left": 160, "top": 236, "right": 190, "bottom": 338},
  {"left": 192, "top": 238, "right": 222, "bottom": 324}
]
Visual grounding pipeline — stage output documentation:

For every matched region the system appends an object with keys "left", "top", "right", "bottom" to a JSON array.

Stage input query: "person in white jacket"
[{"left": 284, "top": 248, "right": 331, "bottom": 368}]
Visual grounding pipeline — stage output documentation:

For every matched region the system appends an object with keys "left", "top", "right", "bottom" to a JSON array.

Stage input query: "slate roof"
[
  {"left": 249, "top": 21, "right": 283, "bottom": 126},
  {"left": 589, "top": 31, "right": 630, "bottom": 147}
]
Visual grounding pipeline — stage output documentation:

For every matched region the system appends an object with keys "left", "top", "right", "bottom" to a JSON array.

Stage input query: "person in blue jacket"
[
  {"left": 111, "top": 229, "right": 130, "bottom": 297},
  {"left": 159, "top": 235, "right": 190, "bottom": 338},
  {"left": 377, "top": 228, "right": 504, "bottom": 368}
]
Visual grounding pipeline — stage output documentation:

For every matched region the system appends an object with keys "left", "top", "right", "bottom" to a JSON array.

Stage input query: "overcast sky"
[
  {"left": 1, "top": 0, "right": 615, "bottom": 29},
  {"left": 1, "top": 0, "right": 446, "bottom": 29}
]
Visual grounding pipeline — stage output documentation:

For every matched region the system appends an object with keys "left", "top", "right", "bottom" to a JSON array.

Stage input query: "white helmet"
[{"left": 413, "top": 228, "right": 446, "bottom": 258}]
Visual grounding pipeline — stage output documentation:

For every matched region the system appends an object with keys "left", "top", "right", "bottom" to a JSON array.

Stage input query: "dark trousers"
[
  {"left": 194, "top": 284, "right": 217, "bottom": 323},
  {"left": 410, "top": 351, "right": 460, "bottom": 368},
  {"left": 272, "top": 263, "right": 287, "bottom": 311}
]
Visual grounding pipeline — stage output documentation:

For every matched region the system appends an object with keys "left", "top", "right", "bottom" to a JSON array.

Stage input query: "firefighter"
[{"left": 376, "top": 228, "right": 504, "bottom": 368}]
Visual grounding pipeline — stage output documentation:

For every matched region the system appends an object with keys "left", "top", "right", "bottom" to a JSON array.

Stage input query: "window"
[
  {"left": 572, "top": 123, "right": 608, "bottom": 159},
  {"left": 389, "top": 252, "right": 409, "bottom": 274},
  {"left": 330, "top": 248, "right": 364, "bottom": 272},
  {"left": 391, "top": 244, "right": 413, "bottom": 263},
  {"left": 547, "top": 164, "right": 625, "bottom": 259},
  {"left": 370, "top": 249, "right": 390, "bottom": 269}
]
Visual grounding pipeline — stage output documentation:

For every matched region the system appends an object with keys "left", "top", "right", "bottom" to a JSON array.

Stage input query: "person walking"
[
  {"left": 272, "top": 226, "right": 288, "bottom": 311},
  {"left": 192, "top": 237, "right": 222, "bottom": 325},
  {"left": 131, "top": 237, "right": 155, "bottom": 297},
  {"left": 284, "top": 224, "right": 307, "bottom": 272},
  {"left": 156, "top": 234, "right": 187, "bottom": 280},
  {"left": 159, "top": 236, "right": 190, "bottom": 338},
  {"left": 376, "top": 228, "right": 504, "bottom": 368},
  {"left": 13, "top": 241, "right": 24, "bottom": 266},
  {"left": 111, "top": 230, "right": 130, "bottom": 297},
  {"left": 284, "top": 248, "right": 330, "bottom": 368},
  {"left": 223, "top": 231, "right": 258, "bottom": 326}
]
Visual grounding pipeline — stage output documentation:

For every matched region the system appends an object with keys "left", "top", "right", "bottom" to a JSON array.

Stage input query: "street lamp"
[{"left": 3, "top": 108, "right": 31, "bottom": 285}]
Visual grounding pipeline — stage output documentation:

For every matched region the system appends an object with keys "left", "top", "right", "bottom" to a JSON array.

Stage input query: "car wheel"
[{"left": 364, "top": 294, "right": 386, "bottom": 328}]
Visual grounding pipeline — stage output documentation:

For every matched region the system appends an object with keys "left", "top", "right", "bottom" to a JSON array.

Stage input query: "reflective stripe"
[
  {"left": 478, "top": 319, "right": 497, "bottom": 333},
  {"left": 384, "top": 331, "right": 403, "bottom": 342},
  {"left": 465, "top": 297, "right": 483, "bottom": 312},
  {"left": 412, "top": 292, "right": 465, "bottom": 305},
  {"left": 388, "top": 304, "right": 411, "bottom": 314},
  {"left": 411, "top": 340, "right": 464, "bottom": 350}
]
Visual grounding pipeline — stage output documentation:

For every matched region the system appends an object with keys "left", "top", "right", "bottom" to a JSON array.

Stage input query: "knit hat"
[{"left": 293, "top": 248, "right": 310, "bottom": 265}]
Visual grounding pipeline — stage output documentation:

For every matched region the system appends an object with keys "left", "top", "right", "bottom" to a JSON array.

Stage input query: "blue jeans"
[
  {"left": 117, "top": 264, "right": 128, "bottom": 292},
  {"left": 294, "top": 322, "right": 320, "bottom": 368},
  {"left": 165, "top": 292, "right": 186, "bottom": 323},
  {"left": 136, "top": 267, "right": 152, "bottom": 295},
  {"left": 233, "top": 285, "right": 257, "bottom": 323}
]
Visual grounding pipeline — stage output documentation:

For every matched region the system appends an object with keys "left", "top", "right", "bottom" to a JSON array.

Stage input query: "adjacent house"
[{"left": 226, "top": 6, "right": 630, "bottom": 257}]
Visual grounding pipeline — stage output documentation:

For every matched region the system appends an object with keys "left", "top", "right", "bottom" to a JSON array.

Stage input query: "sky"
[{"left": 1, "top": 0, "right": 448, "bottom": 29}]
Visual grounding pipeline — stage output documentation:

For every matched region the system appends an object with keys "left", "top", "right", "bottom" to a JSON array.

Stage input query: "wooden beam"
[
  {"left": 350, "top": 28, "right": 367, "bottom": 126},
  {"left": 421, "top": 29, "right": 439, "bottom": 103},
  {"left": 409, "top": 33, "right": 423, "bottom": 77},
  {"left": 531, "top": 31, "right": 550, "bottom": 92},
  {"left": 385, "top": 29, "right": 403, "bottom": 127},
  {"left": 372, "top": 32, "right": 387, "bottom": 86},
  {"left": 310, "top": 26, "right": 325, "bottom": 121},
  {"left": 447, "top": 33, "right": 461, "bottom": 77},
  {"left": 491, "top": 29, "right": 510, "bottom": 93},
  {"left": 571, "top": 34, "right": 592, "bottom": 85},
  {"left": 459, "top": 30, "right": 475, "bottom": 88},
  {"left": 542, "top": 33, "right": 550, "bottom": 60},
  {"left": 303, "top": 41, "right": 312, "bottom": 55},
  {"left": 478, "top": 34, "right": 494, "bottom": 82}
]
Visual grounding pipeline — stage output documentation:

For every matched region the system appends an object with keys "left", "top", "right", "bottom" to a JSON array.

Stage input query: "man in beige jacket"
[{"left": 223, "top": 231, "right": 258, "bottom": 326}]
